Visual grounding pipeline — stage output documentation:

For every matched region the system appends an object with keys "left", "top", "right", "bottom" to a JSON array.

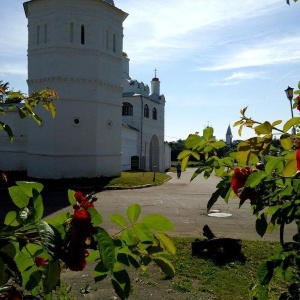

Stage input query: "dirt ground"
[{"left": 60, "top": 262, "right": 208, "bottom": 300}]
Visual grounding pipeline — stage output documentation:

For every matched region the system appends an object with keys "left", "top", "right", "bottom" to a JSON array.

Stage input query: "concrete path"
[{"left": 47, "top": 168, "right": 296, "bottom": 242}]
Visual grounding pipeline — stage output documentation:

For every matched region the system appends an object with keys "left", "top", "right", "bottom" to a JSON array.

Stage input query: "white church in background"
[{"left": 0, "top": 0, "right": 171, "bottom": 179}]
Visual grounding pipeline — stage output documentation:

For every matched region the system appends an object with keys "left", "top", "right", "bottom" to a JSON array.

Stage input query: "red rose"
[
  {"left": 231, "top": 167, "right": 258, "bottom": 202},
  {"left": 35, "top": 257, "right": 47, "bottom": 267},
  {"left": 231, "top": 167, "right": 252, "bottom": 195},
  {"left": 73, "top": 208, "right": 90, "bottom": 223},
  {"left": 297, "top": 148, "right": 300, "bottom": 172},
  {"left": 296, "top": 95, "right": 300, "bottom": 111},
  {"left": 74, "top": 191, "right": 86, "bottom": 203}
]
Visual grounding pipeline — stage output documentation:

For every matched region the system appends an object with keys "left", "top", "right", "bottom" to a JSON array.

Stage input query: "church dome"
[{"left": 104, "top": 0, "right": 115, "bottom": 5}]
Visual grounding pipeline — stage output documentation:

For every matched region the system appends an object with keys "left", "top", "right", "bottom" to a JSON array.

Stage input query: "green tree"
[{"left": 179, "top": 82, "right": 300, "bottom": 299}]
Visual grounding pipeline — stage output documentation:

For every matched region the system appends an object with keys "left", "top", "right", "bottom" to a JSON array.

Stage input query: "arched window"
[
  {"left": 81, "top": 25, "right": 85, "bottom": 45},
  {"left": 44, "top": 24, "right": 47, "bottom": 43},
  {"left": 152, "top": 108, "right": 157, "bottom": 120},
  {"left": 106, "top": 29, "right": 109, "bottom": 50},
  {"left": 113, "top": 34, "right": 116, "bottom": 52},
  {"left": 70, "top": 23, "right": 74, "bottom": 43},
  {"left": 144, "top": 104, "right": 149, "bottom": 118},
  {"left": 122, "top": 102, "right": 133, "bottom": 116},
  {"left": 37, "top": 25, "right": 40, "bottom": 45}
]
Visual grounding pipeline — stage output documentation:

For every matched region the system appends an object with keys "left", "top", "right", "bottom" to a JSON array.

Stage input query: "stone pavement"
[{"left": 47, "top": 168, "right": 296, "bottom": 242}]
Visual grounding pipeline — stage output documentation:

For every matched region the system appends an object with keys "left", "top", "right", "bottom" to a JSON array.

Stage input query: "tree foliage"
[{"left": 179, "top": 81, "right": 300, "bottom": 299}]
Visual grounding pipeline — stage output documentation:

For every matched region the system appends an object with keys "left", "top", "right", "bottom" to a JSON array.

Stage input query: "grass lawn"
[
  {"left": 168, "top": 238, "right": 289, "bottom": 300},
  {"left": 0, "top": 170, "right": 172, "bottom": 190}
]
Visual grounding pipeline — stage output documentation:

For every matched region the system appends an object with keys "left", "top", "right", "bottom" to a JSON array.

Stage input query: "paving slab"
[{"left": 46, "top": 168, "right": 296, "bottom": 242}]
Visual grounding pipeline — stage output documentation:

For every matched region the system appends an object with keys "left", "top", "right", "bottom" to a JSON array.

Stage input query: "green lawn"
[{"left": 168, "top": 238, "right": 290, "bottom": 300}]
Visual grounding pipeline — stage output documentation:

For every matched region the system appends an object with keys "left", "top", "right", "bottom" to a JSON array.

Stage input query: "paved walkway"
[{"left": 48, "top": 168, "right": 296, "bottom": 242}]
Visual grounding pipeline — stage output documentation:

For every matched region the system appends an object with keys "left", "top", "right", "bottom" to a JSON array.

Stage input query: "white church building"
[{"left": 0, "top": 0, "right": 171, "bottom": 179}]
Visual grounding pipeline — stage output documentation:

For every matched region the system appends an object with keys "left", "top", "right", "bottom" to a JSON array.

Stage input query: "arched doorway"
[{"left": 149, "top": 135, "right": 159, "bottom": 171}]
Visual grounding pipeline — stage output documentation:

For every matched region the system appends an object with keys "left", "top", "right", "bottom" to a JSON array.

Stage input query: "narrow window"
[
  {"left": 144, "top": 104, "right": 149, "bottom": 118},
  {"left": 81, "top": 25, "right": 85, "bottom": 45},
  {"left": 152, "top": 108, "right": 157, "bottom": 120},
  {"left": 106, "top": 29, "right": 109, "bottom": 50},
  {"left": 37, "top": 25, "right": 40, "bottom": 45},
  {"left": 70, "top": 23, "right": 74, "bottom": 43},
  {"left": 113, "top": 34, "right": 116, "bottom": 52},
  {"left": 122, "top": 102, "right": 133, "bottom": 116},
  {"left": 44, "top": 23, "right": 47, "bottom": 43}
]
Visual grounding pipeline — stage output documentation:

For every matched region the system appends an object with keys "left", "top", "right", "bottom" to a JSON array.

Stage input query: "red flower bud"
[{"left": 35, "top": 257, "right": 47, "bottom": 267}]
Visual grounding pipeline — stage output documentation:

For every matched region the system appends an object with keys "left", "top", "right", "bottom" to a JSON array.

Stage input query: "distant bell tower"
[
  {"left": 23, "top": 0, "right": 128, "bottom": 178},
  {"left": 226, "top": 125, "right": 233, "bottom": 146}
]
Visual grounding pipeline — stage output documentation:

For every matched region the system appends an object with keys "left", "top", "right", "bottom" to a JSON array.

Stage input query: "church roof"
[{"left": 104, "top": 0, "right": 115, "bottom": 5}]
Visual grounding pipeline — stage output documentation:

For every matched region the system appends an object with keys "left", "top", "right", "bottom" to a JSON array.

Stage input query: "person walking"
[{"left": 176, "top": 163, "right": 181, "bottom": 179}]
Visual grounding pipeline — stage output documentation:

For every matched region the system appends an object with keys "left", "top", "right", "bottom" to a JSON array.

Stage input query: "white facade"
[
  {"left": 24, "top": 0, "right": 127, "bottom": 178},
  {"left": 0, "top": 0, "right": 171, "bottom": 178},
  {"left": 121, "top": 53, "right": 166, "bottom": 172}
]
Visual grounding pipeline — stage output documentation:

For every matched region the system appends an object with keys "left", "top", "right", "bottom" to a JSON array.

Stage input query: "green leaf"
[
  {"left": 271, "top": 120, "right": 282, "bottom": 127},
  {"left": 190, "top": 166, "right": 211, "bottom": 181},
  {"left": 121, "top": 229, "right": 135, "bottom": 246},
  {"left": 8, "top": 186, "right": 29, "bottom": 208},
  {"left": 111, "top": 263, "right": 131, "bottom": 300},
  {"left": 207, "top": 189, "right": 222, "bottom": 212},
  {"left": 140, "top": 214, "right": 175, "bottom": 231},
  {"left": 177, "top": 149, "right": 192, "bottom": 160},
  {"left": 257, "top": 261, "right": 274, "bottom": 285},
  {"left": 283, "top": 117, "right": 300, "bottom": 133},
  {"left": 94, "top": 260, "right": 109, "bottom": 282},
  {"left": 16, "top": 181, "right": 43, "bottom": 195},
  {"left": 67, "top": 189, "right": 76, "bottom": 205},
  {"left": 190, "top": 151, "right": 200, "bottom": 161},
  {"left": 133, "top": 223, "right": 155, "bottom": 243},
  {"left": 110, "top": 213, "right": 127, "bottom": 228},
  {"left": 15, "top": 248, "right": 34, "bottom": 273},
  {"left": 212, "top": 140, "right": 226, "bottom": 149},
  {"left": 283, "top": 160, "right": 297, "bottom": 177},
  {"left": 44, "top": 260, "right": 60, "bottom": 294},
  {"left": 33, "top": 190, "right": 44, "bottom": 222},
  {"left": 86, "top": 249, "right": 100, "bottom": 263},
  {"left": 95, "top": 227, "right": 115, "bottom": 271},
  {"left": 4, "top": 211, "right": 19, "bottom": 226},
  {"left": 38, "top": 221, "right": 62, "bottom": 258},
  {"left": 245, "top": 172, "right": 267, "bottom": 188},
  {"left": 203, "top": 126, "right": 213, "bottom": 141},
  {"left": 184, "top": 134, "right": 202, "bottom": 149},
  {"left": 265, "top": 157, "right": 284, "bottom": 175},
  {"left": 155, "top": 232, "right": 176, "bottom": 255},
  {"left": 24, "top": 269, "right": 42, "bottom": 294},
  {"left": 254, "top": 121, "right": 272, "bottom": 135},
  {"left": 256, "top": 213, "right": 268, "bottom": 237},
  {"left": 88, "top": 207, "right": 103, "bottom": 225},
  {"left": 153, "top": 256, "right": 175, "bottom": 278},
  {"left": 280, "top": 133, "right": 293, "bottom": 150},
  {"left": 127, "top": 203, "right": 141, "bottom": 225}
]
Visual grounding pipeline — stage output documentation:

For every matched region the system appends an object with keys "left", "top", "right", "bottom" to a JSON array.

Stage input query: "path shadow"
[{"left": 0, "top": 171, "right": 113, "bottom": 221}]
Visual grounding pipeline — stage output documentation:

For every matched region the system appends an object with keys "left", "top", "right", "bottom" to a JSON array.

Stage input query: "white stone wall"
[
  {"left": 121, "top": 124, "right": 138, "bottom": 170},
  {"left": 24, "top": 0, "right": 127, "bottom": 178},
  {"left": 0, "top": 107, "right": 28, "bottom": 171}
]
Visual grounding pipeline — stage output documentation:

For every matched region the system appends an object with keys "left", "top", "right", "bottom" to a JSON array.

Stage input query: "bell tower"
[{"left": 24, "top": 0, "right": 128, "bottom": 178}]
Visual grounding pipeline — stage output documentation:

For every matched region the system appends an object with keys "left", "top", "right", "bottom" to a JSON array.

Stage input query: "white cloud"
[{"left": 120, "top": 0, "right": 284, "bottom": 63}]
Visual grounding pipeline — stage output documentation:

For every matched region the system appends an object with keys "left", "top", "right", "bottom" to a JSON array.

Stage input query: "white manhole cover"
[{"left": 207, "top": 212, "right": 232, "bottom": 218}]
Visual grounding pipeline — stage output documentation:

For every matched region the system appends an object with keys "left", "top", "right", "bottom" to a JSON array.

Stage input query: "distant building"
[
  {"left": 226, "top": 125, "right": 233, "bottom": 146},
  {"left": 0, "top": 0, "right": 170, "bottom": 178}
]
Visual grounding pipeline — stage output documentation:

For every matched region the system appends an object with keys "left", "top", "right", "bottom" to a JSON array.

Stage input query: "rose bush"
[
  {"left": 0, "top": 83, "right": 176, "bottom": 299},
  {"left": 0, "top": 183, "right": 176, "bottom": 300},
  {"left": 179, "top": 82, "right": 300, "bottom": 299}
]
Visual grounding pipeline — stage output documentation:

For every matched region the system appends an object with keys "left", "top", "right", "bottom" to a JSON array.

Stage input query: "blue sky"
[{"left": 1, "top": 0, "right": 300, "bottom": 141}]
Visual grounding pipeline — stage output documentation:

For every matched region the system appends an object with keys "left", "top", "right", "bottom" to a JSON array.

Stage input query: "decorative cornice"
[
  {"left": 27, "top": 77, "right": 123, "bottom": 92},
  {"left": 28, "top": 46, "right": 122, "bottom": 62}
]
